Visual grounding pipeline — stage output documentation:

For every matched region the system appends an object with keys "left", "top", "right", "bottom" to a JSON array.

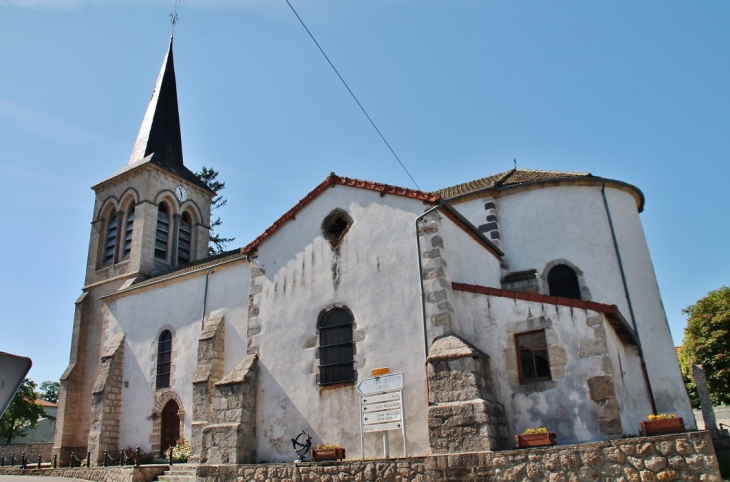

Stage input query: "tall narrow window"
[
  {"left": 547, "top": 265, "right": 581, "bottom": 299},
  {"left": 318, "top": 308, "right": 355, "bottom": 385},
  {"left": 516, "top": 330, "right": 551, "bottom": 383},
  {"left": 156, "top": 330, "right": 172, "bottom": 389},
  {"left": 177, "top": 213, "right": 191, "bottom": 265},
  {"left": 103, "top": 213, "right": 119, "bottom": 266},
  {"left": 155, "top": 204, "right": 170, "bottom": 260},
  {"left": 122, "top": 206, "right": 135, "bottom": 260}
]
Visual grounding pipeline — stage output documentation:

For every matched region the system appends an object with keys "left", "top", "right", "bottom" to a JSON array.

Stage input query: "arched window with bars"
[
  {"left": 317, "top": 307, "right": 355, "bottom": 386},
  {"left": 547, "top": 264, "right": 581, "bottom": 300},
  {"left": 155, "top": 204, "right": 170, "bottom": 261},
  {"left": 177, "top": 212, "right": 192, "bottom": 265},
  {"left": 156, "top": 330, "right": 172, "bottom": 389},
  {"left": 102, "top": 212, "right": 119, "bottom": 266},
  {"left": 122, "top": 205, "right": 135, "bottom": 260}
]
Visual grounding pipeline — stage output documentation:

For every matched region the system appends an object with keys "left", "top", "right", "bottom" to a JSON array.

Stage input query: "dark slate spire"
[
  {"left": 127, "top": 38, "right": 212, "bottom": 193},
  {"left": 129, "top": 38, "right": 183, "bottom": 167}
]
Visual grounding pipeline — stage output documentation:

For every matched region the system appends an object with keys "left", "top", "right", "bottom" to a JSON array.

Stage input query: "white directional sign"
[
  {"left": 361, "top": 392, "right": 400, "bottom": 405},
  {"left": 363, "top": 409, "right": 402, "bottom": 425},
  {"left": 356, "top": 373, "right": 404, "bottom": 395},
  {"left": 362, "top": 400, "right": 400, "bottom": 412},
  {"left": 364, "top": 421, "right": 403, "bottom": 433}
]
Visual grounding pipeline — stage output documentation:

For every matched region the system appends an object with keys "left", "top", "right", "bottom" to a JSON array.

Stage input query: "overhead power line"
[{"left": 283, "top": 0, "right": 422, "bottom": 191}]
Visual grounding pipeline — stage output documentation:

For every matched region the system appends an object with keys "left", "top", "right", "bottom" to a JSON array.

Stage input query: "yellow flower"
[{"left": 648, "top": 413, "right": 676, "bottom": 421}]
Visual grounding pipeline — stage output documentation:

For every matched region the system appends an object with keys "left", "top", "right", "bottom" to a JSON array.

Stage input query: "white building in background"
[{"left": 52, "top": 39, "right": 693, "bottom": 465}]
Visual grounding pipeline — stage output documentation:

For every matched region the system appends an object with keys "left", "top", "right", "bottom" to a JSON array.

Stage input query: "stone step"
[
  {"left": 165, "top": 464, "right": 197, "bottom": 474},
  {"left": 157, "top": 475, "right": 195, "bottom": 482}
]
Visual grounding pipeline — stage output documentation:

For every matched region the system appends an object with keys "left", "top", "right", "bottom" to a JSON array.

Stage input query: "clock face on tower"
[{"left": 175, "top": 186, "right": 188, "bottom": 202}]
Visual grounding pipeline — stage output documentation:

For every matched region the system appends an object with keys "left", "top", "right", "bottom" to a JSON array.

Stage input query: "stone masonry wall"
[
  {"left": 0, "top": 465, "right": 166, "bottom": 482},
  {"left": 427, "top": 336, "right": 508, "bottom": 453},
  {"left": 88, "top": 332, "right": 125, "bottom": 466},
  {"left": 200, "top": 354, "right": 258, "bottom": 464},
  {"left": 194, "top": 431, "right": 720, "bottom": 482},
  {"left": 0, "top": 443, "right": 53, "bottom": 462},
  {"left": 191, "top": 316, "right": 225, "bottom": 463},
  {"left": 418, "top": 213, "right": 455, "bottom": 339}
]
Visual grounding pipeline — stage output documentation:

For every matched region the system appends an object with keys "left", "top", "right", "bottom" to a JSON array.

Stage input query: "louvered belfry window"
[
  {"left": 156, "top": 330, "right": 172, "bottom": 389},
  {"left": 155, "top": 204, "right": 170, "bottom": 260},
  {"left": 547, "top": 265, "right": 581, "bottom": 299},
  {"left": 122, "top": 206, "right": 135, "bottom": 260},
  {"left": 318, "top": 308, "right": 355, "bottom": 385},
  {"left": 177, "top": 213, "right": 191, "bottom": 265},
  {"left": 103, "top": 213, "right": 119, "bottom": 266}
]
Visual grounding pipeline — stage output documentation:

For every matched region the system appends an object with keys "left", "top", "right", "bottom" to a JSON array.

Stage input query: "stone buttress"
[
  {"left": 190, "top": 316, "right": 225, "bottom": 463},
  {"left": 87, "top": 332, "right": 125, "bottom": 465},
  {"left": 199, "top": 354, "right": 258, "bottom": 464},
  {"left": 427, "top": 335, "right": 508, "bottom": 453}
]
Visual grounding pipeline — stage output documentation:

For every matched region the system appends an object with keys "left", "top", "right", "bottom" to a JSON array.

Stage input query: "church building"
[{"left": 52, "top": 38, "right": 694, "bottom": 465}]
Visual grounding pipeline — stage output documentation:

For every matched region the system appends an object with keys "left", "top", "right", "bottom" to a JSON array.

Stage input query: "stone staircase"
[{"left": 157, "top": 464, "right": 197, "bottom": 482}]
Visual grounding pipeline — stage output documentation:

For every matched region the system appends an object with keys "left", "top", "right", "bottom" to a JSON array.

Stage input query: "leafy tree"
[
  {"left": 195, "top": 166, "right": 235, "bottom": 256},
  {"left": 39, "top": 380, "right": 60, "bottom": 404},
  {"left": 0, "top": 378, "right": 46, "bottom": 444},
  {"left": 678, "top": 286, "right": 730, "bottom": 408}
]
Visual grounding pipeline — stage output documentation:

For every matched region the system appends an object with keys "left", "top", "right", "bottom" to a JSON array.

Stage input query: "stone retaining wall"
[
  {"left": 0, "top": 442, "right": 53, "bottom": 461},
  {"left": 0, "top": 465, "right": 166, "bottom": 482},
  {"left": 0, "top": 432, "right": 720, "bottom": 482},
  {"left": 196, "top": 431, "right": 720, "bottom": 482}
]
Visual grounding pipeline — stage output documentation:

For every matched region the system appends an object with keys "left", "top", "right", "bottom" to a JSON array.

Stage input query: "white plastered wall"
[
  {"left": 250, "top": 186, "right": 437, "bottom": 462},
  {"left": 452, "top": 185, "right": 693, "bottom": 425},
  {"left": 104, "top": 260, "right": 249, "bottom": 451},
  {"left": 451, "top": 291, "right": 653, "bottom": 445}
]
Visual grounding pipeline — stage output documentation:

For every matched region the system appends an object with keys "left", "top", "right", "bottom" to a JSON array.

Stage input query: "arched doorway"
[{"left": 160, "top": 400, "right": 180, "bottom": 456}]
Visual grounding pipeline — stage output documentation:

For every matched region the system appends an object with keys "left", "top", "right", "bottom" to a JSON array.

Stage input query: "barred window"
[
  {"left": 318, "top": 308, "right": 355, "bottom": 386},
  {"left": 516, "top": 330, "right": 551, "bottom": 383},
  {"left": 177, "top": 213, "right": 191, "bottom": 265},
  {"left": 122, "top": 205, "right": 135, "bottom": 260},
  {"left": 156, "top": 330, "right": 172, "bottom": 389},
  {"left": 155, "top": 204, "right": 170, "bottom": 260},
  {"left": 103, "top": 212, "right": 119, "bottom": 266},
  {"left": 547, "top": 265, "right": 581, "bottom": 299}
]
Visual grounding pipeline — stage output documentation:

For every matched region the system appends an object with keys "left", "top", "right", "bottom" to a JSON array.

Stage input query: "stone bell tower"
[{"left": 53, "top": 38, "right": 214, "bottom": 464}]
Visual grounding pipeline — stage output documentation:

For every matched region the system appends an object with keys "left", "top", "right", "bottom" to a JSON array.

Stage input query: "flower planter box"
[
  {"left": 515, "top": 432, "right": 556, "bottom": 448},
  {"left": 311, "top": 448, "right": 346, "bottom": 461},
  {"left": 640, "top": 417, "right": 685, "bottom": 436}
]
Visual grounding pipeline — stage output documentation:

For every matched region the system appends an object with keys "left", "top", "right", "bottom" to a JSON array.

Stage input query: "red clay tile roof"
[
  {"left": 452, "top": 281, "right": 638, "bottom": 345},
  {"left": 241, "top": 173, "right": 440, "bottom": 255}
]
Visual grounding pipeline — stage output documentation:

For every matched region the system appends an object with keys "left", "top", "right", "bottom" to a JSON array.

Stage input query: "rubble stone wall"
[
  {"left": 195, "top": 431, "right": 720, "bottom": 482},
  {"left": 0, "top": 465, "right": 165, "bottom": 482},
  {"left": 0, "top": 442, "right": 53, "bottom": 461}
]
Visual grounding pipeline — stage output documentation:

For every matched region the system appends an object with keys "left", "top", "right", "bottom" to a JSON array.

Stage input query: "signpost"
[{"left": 357, "top": 372, "right": 407, "bottom": 459}]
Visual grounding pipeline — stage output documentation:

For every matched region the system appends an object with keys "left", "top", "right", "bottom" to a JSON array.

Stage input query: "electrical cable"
[{"left": 283, "top": 0, "right": 421, "bottom": 191}]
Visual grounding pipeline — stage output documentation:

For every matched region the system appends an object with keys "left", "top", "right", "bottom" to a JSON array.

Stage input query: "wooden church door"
[{"left": 160, "top": 400, "right": 180, "bottom": 456}]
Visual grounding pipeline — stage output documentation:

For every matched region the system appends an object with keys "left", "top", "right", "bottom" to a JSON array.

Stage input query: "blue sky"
[{"left": 0, "top": 1, "right": 728, "bottom": 384}]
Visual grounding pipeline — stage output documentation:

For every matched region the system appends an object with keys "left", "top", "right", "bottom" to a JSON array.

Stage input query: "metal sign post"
[{"left": 357, "top": 373, "right": 407, "bottom": 459}]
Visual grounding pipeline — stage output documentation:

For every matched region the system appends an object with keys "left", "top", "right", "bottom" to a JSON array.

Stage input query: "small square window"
[{"left": 516, "top": 330, "right": 551, "bottom": 383}]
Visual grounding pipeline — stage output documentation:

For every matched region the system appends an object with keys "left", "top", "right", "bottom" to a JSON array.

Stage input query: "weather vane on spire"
[{"left": 170, "top": 0, "right": 181, "bottom": 38}]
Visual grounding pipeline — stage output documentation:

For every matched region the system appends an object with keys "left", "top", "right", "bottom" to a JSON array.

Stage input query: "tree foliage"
[
  {"left": 678, "top": 286, "right": 730, "bottom": 408},
  {"left": 0, "top": 378, "right": 46, "bottom": 444},
  {"left": 195, "top": 166, "right": 235, "bottom": 256},
  {"left": 39, "top": 380, "right": 60, "bottom": 404}
]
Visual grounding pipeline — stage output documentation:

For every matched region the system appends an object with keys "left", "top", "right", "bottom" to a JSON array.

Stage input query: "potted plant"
[
  {"left": 640, "top": 414, "right": 685, "bottom": 436},
  {"left": 311, "top": 444, "right": 346, "bottom": 461},
  {"left": 515, "top": 428, "right": 556, "bottom": 448}
]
